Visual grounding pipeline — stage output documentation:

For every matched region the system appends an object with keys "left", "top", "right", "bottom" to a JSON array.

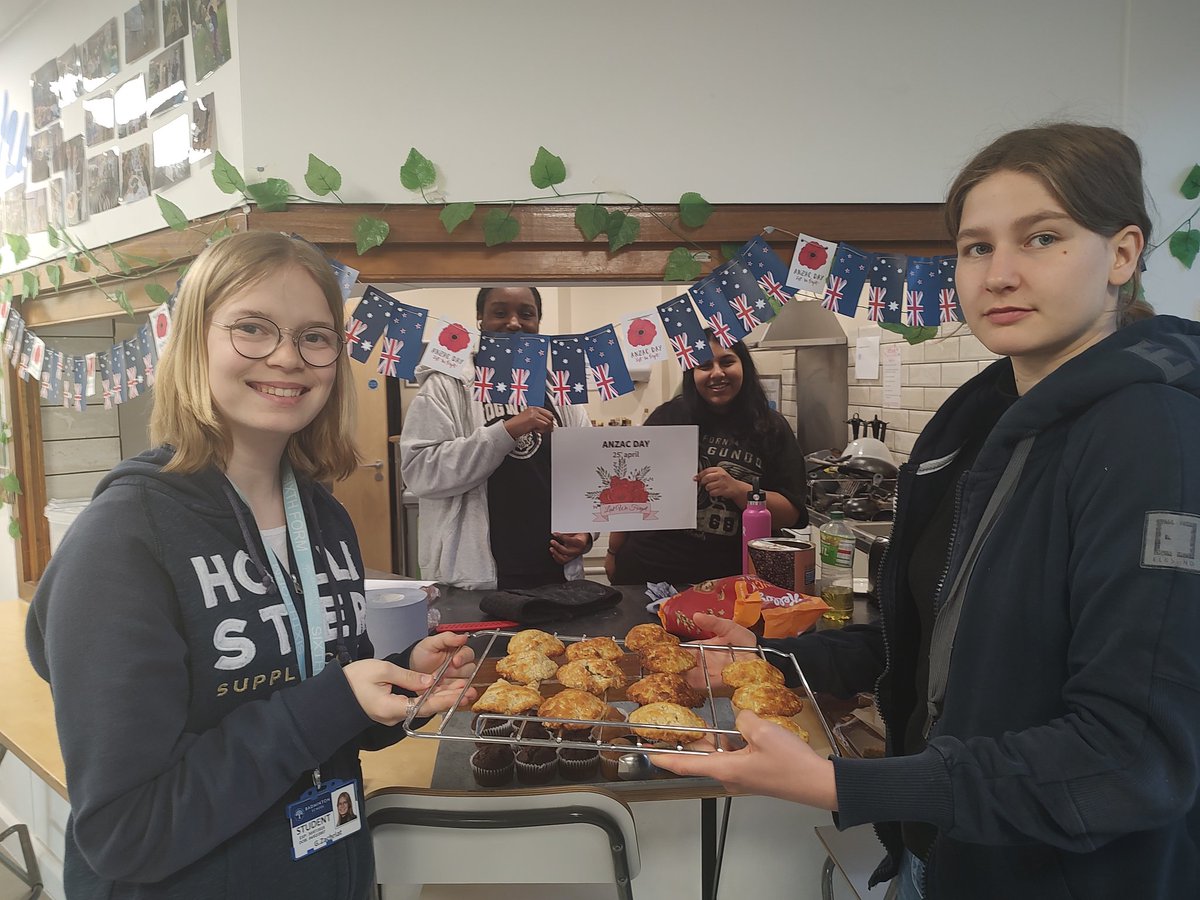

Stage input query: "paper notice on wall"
[
  {"left": 550, "top": 425, "right": 699, "bottom": 533},
  {"left": 854, "top": 332, "right": 880, "bottom": 380},
  {"left": 882, "top": 343, "right": 903, "bottom": 409}
]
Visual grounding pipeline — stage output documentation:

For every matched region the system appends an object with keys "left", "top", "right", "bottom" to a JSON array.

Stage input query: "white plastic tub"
[
  {"left": 44, "top": 498, "right": 91, "bottom": 553},
  {"left": 363, "top": 579, "right": 437, "bottom": 658}
]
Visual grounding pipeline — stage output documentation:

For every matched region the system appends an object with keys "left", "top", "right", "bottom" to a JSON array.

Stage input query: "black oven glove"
[{"left": 479, "top": 580, "right": 621, "bottom": 625}]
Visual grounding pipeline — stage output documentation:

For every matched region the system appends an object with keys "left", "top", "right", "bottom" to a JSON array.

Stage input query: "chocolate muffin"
[{"left": 470, "top": 745, "right": 515, "bottom": 787}]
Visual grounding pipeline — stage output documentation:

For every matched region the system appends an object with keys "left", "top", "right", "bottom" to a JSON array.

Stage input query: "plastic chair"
[{"left": 367, "top": 787, "right": 640, "bottom": 900}]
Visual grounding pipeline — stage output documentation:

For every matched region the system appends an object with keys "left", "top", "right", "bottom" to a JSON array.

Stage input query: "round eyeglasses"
[{"left": 211, "top": 316, "right": 344, "bottom": 368}]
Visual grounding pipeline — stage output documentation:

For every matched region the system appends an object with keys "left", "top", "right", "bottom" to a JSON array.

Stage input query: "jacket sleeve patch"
[{"left": 1142, "top": 511, "right": 1200, "bottom": 573}]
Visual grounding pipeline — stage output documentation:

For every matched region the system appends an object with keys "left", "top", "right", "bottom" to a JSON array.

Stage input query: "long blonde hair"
[
  {"left": 944, "top": 122, "right": 1154, "bottom": 328},
  {"left": 150, "top": 232, "right": 360, "bottom": 481}
]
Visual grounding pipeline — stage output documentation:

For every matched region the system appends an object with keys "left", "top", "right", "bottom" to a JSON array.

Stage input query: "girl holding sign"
[
  {"left": 606, "top": 333, "right": 808, "bottom": 586},
  {"left": 653, "top": 124, "right": 1200, "bottom": 900},
  {"left": 27, "top": 232, "right": 476, "bottom": 900}
]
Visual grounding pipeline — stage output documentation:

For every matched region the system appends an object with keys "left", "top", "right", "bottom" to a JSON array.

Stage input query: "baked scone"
[
  {"left": 626, "top": 672, "right": 702, "bottom": 708},
  {"left": 639, "top": 642, "right": 697, "bottom": 675},
  {"left": 495, "top": 650, "right": 559, "bottom": 686},
  {"left": 507, "top": 629, "right": 565, "bottom": 657},
  {"left": 758, "top": 715, "right": 810, "bottom": 741},
  {"left": 731, "top": 683, "right": 804, "bottom": 717},
  {"left": 565, "top": 636, "right": 623, "bottom": 662},
  {"left": 538, "top": 689, "right": 609, "bottom": 729},
  {"left": 624, "top": 623, "right": 681, "bottom": 653},
  {"left": 471, "top": 679, "right": 543, "bottom": 716},
  {"left": 556, "top": 658, "right": 626, "bottom": 695},
  {"left": 628, "top": 702, "right": 708, "bottom": 745},
  {"left": 721, "top": 658, "right": 785, "bottom": 689}
]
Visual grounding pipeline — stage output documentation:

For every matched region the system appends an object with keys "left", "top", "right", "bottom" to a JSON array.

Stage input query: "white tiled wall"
[{"left": 845, "top": 323, "right": 999, "bottom": 462}]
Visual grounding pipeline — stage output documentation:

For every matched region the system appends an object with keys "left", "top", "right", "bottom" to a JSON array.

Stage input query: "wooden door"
[{"left": 332, "top": 299, "right": 394, "bottom": 573}]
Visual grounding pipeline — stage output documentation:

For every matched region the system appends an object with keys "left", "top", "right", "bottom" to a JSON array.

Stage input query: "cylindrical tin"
[{"left": 746, "top": 538, "right": 817, "bottom": 593}]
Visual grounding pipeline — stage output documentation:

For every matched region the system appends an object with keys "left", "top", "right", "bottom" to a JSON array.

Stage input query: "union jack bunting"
[
  {"left": 377, "top": 336, "right": 404, "bottom": 377},
  {"left": 866, "top": 286, "right": 886, "bottom": 322},
  {"left": 547, "top": 369, "right": 573, "bottom": 406},
  {"left": 824, "top": 245, "right": 870, "bottom": 318},
  {"left": 345, "top": 286, "right": 396, "bottom": 362},
  {"left": 729, "top": 293, "right": 761, "bottom": 332},
  {"left": 509, "top": 368, "right": 531, "bottom": 406},
  {"left": 583, "top": 324, "right": 634, "bottom": 401},
  {"left": 590, "top": 363, "right": 619, "bottom": 401},
  {"left": 472, "top": 366, "right": 495, "bottom": 402},
  {"left": 670, "top": 333, "right": 699, "bottom": 368},
  {"left": 759, "top": 271, "right": 790, "bottom": 305},
  {"left": 823, "top": 276, "right": 847, "bottom": 312}
]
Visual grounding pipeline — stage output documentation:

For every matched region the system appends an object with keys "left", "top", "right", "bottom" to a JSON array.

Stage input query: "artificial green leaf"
[
  {"left": 145, "top": 283, "right": 171, "bottom": 305},
  {"left": 679, "top": 192, "right": 714, "bottom": 228},
  {"left": 879, "top": 321, "right": 939, "bottom": 345},
  {"left": 178, "top": 263, "right": 190, "bottom": 279},
  {"left": 21, "top": 270, "right": 39, "bottom": 300},
  {"left": 121, "top": 252, "right": 160, "bottom": 266},
  {"left": 66, "top": 252, "right": 83, "bottom": 272},
  {"left": 400, "top": 148, "right": 437, "bottom": 191},
  {"left": 46, "top": 223, "right": 61, "bottom": 249},
  {"left": 5, "top": 233, "right": 30, "bottom": 264},
  {"left": 47, "top": 264, "right": 62, "bottom": 291},
  {"left": 529, "top": 146, "right": 566, "bottom": 190},
  {"left": 1169, "top": 228, "right": 1200, "bottom": 269},
  {"left": 304, "top": 153, "right": 342, "bottom": 196},
  {"left": 82, "top": 246, "right": 100, "bottom": 265},
  {"left": 353, "top": 216, "right": 390, "bottom": 255},
  {"left": 1, "top": 280, "right": 11, "bottom": 304},
  {"left": 6, "top": 518, "right": 20, "bottom": 541},
  {"left": 606, "top": 210, "right": 640, "bottom": 253},
  {"left": 574, "top": 204, "right": 608, "bottom": 241},
  {"left": 720, "top": 243, "right": 743, "bottom": 262},
  {"left": 244, "top": 178, "right": 292, "bottom": 212},
  {"left": 482, "top": 208, "right": 519, "bottom": 247},
  {"left": 1180, "top": 164, "right": 1200, "bottom": 201},
  {"left": 113, "top": 288, "right": 135, "bottom": 316},
  {"left": 111, "top": 249, "right": 132, "bottom": 274},
  {"left": 439, "top": 202, "right": 475, "bottom": 234},
  {"left": 156, "top": 194, "right": 189, "bottom": 230},
  {"left": 212, "top": 151, "right": 246, "bottom": 194},
  {"left": 207, "top": 226, "right": 234, "bottom": 244},
  {"left": 663, "top": 247, "right": 701, "bottom": 282},
  {"left": 1, "top": 473, "right": 20, "bottom": 494}
]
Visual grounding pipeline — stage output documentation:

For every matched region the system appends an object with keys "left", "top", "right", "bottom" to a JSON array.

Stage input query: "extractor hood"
[{"left": 751, "top": 299, "right": 848, "bottom": 348}]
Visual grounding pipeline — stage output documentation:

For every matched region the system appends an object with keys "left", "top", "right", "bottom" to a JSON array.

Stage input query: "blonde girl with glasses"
[{"left": 28, "top": 232, "right": 477, "bottom": 900}]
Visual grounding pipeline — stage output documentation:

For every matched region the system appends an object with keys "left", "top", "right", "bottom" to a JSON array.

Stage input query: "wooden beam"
[{"left": 8, "top": 371, "right": 49, "bottom": 598}]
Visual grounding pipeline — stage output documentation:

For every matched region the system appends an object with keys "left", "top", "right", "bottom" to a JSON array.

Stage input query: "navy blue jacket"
[
  {"left": 27, "top": 447, "right": 415, "bottom": 900},
  {"left": 770, "top": 316, "right": 1200, "bottom": 898}
]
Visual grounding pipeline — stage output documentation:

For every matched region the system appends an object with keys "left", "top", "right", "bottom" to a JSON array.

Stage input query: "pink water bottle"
[{"left": 742, "top": 490, "right": 771, "bottom": 574}]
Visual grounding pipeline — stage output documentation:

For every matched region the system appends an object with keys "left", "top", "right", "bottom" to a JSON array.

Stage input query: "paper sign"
[
  {"left": 419, "top": 317, "right": 478, "bottom": 379},
  {"left": 619, "top": 309, "right": 669, "bottom": 366},
  {"left": 550, "top": 425, "right": 699, "bottom": 533},
  {"left": 854, "top": 332, "right": 880, "bottom": 380},
  {"left": 882, "top": 343, "right": 902, "bottom": 409},
  {"left": 786, "top": 233, "right": 838, "bottom": 298}
]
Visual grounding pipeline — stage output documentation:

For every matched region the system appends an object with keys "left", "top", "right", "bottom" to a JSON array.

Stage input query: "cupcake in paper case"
[
  {"left": 515, "top": 746, "right": 558, "bottom": 785},
  {"left": 558, "top": 746, "right": 601, "bottom": 782},
  {"left": 472, "top": 713, "right": 514, "bottom": 740},
  {"left": 599, "top": 737, "right": 638, "bottom": 781},
  {"left": 470, "top": 745, "right": 515, "bottom": 787}
]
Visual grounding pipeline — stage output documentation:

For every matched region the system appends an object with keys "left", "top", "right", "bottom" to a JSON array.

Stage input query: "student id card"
[{"left": 286, "top": 778, "right": 363, "bottom": 860}]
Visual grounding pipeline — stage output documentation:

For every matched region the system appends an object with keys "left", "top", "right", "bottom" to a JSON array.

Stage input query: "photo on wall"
[
  {"left": 190, "top": 92, "right": 215, "bottom": 164},
  {"left": 84, "top": 92, "right": 116, "bottom": 147},
  {"left": 31, "top": 58, "right": 60, "bottom": 129},
  {"left": 147, "top": 41, "right": 186, "bottom": 117},
  {"left": 63, "top": 135, "right": 88, "bottom": 225},
  {"left": 121, "top": 144, "right": 152, "bottom": 204},
  {"left": 190, "top": 0, "right": 231, "bottom": 81},
  {"left": 25, "top": 189, "right": 49, "bottom": 235},
  {"left": 29, "top": 124, "right": 64, "bottom": 183},
  {"left": 48, "top": 178, "right": 65, "bottom": 231},
  {"left": 114, "top": 74, "right": 148, "bottom": 138},
  {"left": 124, "top": 0, "right": 160, "bottom": 64},
  {"left": 152, "top": 114, "right": 190, "bottom": 190},
  {"left": 87, "top": 149, "right": 121, "bottom": 216},
  {"left": 53, "top": 45, "right": 83, "bottom": 109},
  {"left": 80, "top": 18, "right": 121, "bottom": 93},
  {"left": 162, "top": 0, "right": 188, "bottom": 45},
  {"left": 4, "top": 187, "right": 27, "bottom": 237}
]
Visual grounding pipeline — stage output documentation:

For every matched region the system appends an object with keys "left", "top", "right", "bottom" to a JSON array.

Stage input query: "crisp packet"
[{"left": 657, "top": 575, "right": 829, "bottom": 640}]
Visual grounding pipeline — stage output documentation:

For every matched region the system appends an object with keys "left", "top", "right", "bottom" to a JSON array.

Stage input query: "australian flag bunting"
[
  {"left": 548, "top": 335, "right": 588, "bottom": 407},
  {"left": 583, "top": 324, "right": 635, "bottom": 401},
  {"left": 656, "top": 293, "right": 713, "bottom": 371},
  {"left": 71, "top": 356, "right": 86, "bottom": 411},
  {"left": 5, "top": 313, "right": 24, "bottom": 367},
  {"left": 45, "top": 350, "right": 63, "bottom": 405},
  {"left": 690, "top": 277, "right": 750, "bottom": 348},
  {"left": 716, "top": 258, "right": 776, "bottom": 329},
  {"left": 825, "top": 245, "right": 870, "bottom": 318},
  {"left": 904, "top": 257, "right": 937, "bottom": 328},
  {"left": 376, "top": 303, "right": 427, "bottom": 381},
  {"left": 39, "top": 349, "right": 53, "bottom": 399},
  {"left": 738, "top": 235, "right": 796, "bottom": 307},
  {"left": 511, "top": 334, "right": 549, "bottom": 408},
  {"left": 110, "top": 344, "right": 125, "bottom": 405},
  {"left": 474, "top": 333, "right": 514, "bottom": 404},
  {"left": 123, "top": 338, "right": 143, "bottom": 400},
  {"left": 137, "top": 324, "right": 157, "bottom": 389},
  {"left": 870, "top": 254, "right": 907, "bottom": 325},
  {"left": 934, "top": 255, "right": 960, "bottom": 323},
  {"left": 345, "top": 286, "right": 395, "bottom": 363}
]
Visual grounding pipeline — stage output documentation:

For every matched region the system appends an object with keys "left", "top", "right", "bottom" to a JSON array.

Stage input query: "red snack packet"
[{"left": 657, "top": 575, "right": 829, "bottom": 641}]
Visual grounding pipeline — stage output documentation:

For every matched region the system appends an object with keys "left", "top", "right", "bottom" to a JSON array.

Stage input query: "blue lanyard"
[{"left": 232, "top": 463, "right": 326, "bottom": 680}]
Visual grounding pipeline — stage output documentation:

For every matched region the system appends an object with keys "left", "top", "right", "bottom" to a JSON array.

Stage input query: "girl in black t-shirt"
[{"left": 606, "top": 334, "right": 808, "bottom": 586}]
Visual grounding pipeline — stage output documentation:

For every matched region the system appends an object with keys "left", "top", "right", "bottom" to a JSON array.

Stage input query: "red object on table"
[{"left": 435, "top": 620, "right": 520, "bottom": 633}]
